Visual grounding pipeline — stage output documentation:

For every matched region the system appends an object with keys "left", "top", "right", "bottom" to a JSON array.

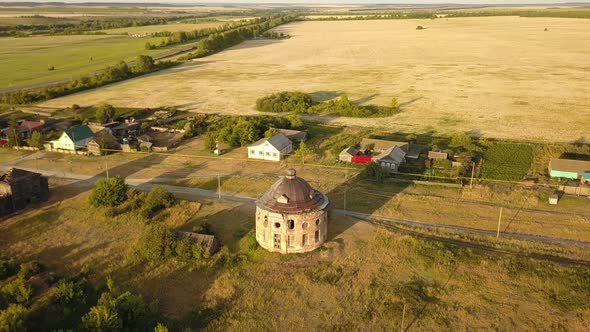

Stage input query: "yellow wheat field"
[{"left": 43, "top": 17, "right": 590, "bottom": 142}]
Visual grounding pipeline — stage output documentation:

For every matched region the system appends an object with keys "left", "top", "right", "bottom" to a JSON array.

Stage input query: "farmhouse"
[
  {"left": 549, "top": 158, "right": 590, "bottom": 181},
  {"left": 361, "top": 138, "right": 420, "bottom": 159},
  {"left": 87, "top": 132, "right": 121, "bottom": 156},
  {"left": 339, "top": 146, "right": 360, "bottom": 163},
  {"left": 18, "top": 120, "right": 45, "bottom": 139},
  {"left": 374, "top": 146, "right": 406, "bottom": 171},
  {"left": 248, "top": 133, "right": 293, "bottom": 161},
  {"left": 0, "top": 168, "right": 49, "bottom": 217},
  {"left": 48, "top": 125, "right": 94, "bottom": 151},
  {"left": 255, "top": 169, "right": 329, "bottom": 254}
]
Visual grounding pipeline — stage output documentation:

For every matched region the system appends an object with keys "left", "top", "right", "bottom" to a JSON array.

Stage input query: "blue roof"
[{"left": 583, "top": 172, "right": 590, "bottom": 179}]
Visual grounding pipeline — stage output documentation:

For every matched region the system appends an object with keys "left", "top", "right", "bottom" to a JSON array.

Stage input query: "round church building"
[{"left": 255, "top": 168, "right": 329, "bottom": 254}]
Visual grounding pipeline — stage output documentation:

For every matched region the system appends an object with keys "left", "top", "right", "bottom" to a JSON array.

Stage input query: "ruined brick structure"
[
  {"left": 255, "top": 168, "right": 329, "bottom": 254},
  {"left": 0, "top": 168, "right": 49, "bottom": 217}
]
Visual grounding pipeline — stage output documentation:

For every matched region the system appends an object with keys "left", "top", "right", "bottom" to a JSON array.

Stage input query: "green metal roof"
[{"left": 65, "top": 125, "right": 94, "bottom": 142}]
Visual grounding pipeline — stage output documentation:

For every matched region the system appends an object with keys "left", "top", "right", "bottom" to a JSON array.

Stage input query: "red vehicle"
[{"left": 351, "top": 155, "right": 372, "bottom": 164}]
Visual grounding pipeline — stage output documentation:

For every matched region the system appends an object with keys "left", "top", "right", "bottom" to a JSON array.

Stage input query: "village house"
[
  {"left": 248, "top": 133, "right": 293, "bottom": 162},
  {"left": 87, "top": 131, "right": 121, "bottom": 156},
  {"left": 278, "top": 128, "right": 307, "bottom": 142},
  {"left": 339, "top": 146, "right": 360, "bottom": 163},
  {"left": 428, "top": 150, "right": 448, "bottom": 160},
  {"left": 549, "top": 158, "right": 590, "bottom": 183},
  {"left": 0, "top": 168, "right": 49, "bottom": 217},
  {"left": 112, "top": 118, "right": 141, "bottom": 138},
  {"left": 374, "top": 146, "right": 407, "bottom": 171},
  {"left": 360, "top": 138, "right": 420, "bottom": 159},
  {"left": 48, "top": 125, "right": 94, "bottom": 151},
  {"left": 18, "top": 120, "right": 45, "bottom": 139}
]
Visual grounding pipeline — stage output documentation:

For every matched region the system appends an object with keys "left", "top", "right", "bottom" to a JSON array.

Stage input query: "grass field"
[
  {"left": 42, "top": 17, "right": 590, "bottom": 142},
  {"left": 0, "top": 34, "right": 171, "bottom": 88},
  {"left": 1, "top": 189, "right": 589, "bottom": 328}
]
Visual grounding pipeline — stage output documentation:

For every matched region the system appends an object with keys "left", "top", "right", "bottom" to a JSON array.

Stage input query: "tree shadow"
[
  {"left": 352, "top": 93, "right": 379, "bottom": 104},
  {"left": 308, "top": 90, "right": 342, "bottom": 103},
  {"left": 399, "top": 97, "right": 423, "bottom": 108}
]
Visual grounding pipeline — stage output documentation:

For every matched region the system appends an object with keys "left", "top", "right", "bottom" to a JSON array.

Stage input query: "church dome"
[{"left": 257, "top": 168, "right": 327, "bottom": 213}]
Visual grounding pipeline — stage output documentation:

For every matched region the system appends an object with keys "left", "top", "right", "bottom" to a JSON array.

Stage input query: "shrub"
[
  {"left": 141, "top": 186, "right": 175, "bottom": 218},
  {"left": 52, "top": 279, "right": 86, "bottom": 307},
  {"left": 135, "top": 223, "right": 176, "bottom": 262},
  {"left": 89, "top": 176, "right": 128, "bottom": 207},
  {"left": 255, "top": 91, "right": 313, "bottom": 113},
  {"left": 0, "top": 304, "right": 28, "bottom": 332},
  {"left": 47, "top": 65, "right": 55, "bottom": 71},
  {"left": 361, "top": 162, "right": 387, "bottom": 183},
  {"left": 286, "top": 114, "right": 304, "bottom": 129},
  {"left": 0, "top": 260, "right": 18, "bottom": 280},
  {"left": 2, "top": 277, "right": 33, "bottom": 304},
  {"left": 17, "top": 261, "right": 41, "bottom": 279}
]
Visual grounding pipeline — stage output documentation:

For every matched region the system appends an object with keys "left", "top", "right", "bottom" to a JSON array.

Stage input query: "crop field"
[
  {"left": 0, "top": 34, "right": 171, "bottom": 88},
  {"left": 42, "top": 17, "right": 590, "bottom": 142},
  {"left": 480, "top": 143, "right": 534, "bottom": 181}
]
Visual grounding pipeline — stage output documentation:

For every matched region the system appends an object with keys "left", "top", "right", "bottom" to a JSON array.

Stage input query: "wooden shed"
[{"left": 176, "top": 231, "right": 221, "bottom": 255}]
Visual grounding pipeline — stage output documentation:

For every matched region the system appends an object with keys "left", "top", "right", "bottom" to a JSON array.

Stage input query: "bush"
[
  {"left": 0, "top": 260, "right": 18, "bottom": 280},
  {"left": 361, "top": 163, "right": 387, "bottom": 183},
  {"left": 95, "top": 103, "right": 115, "bottom": 124},
  {"left": 89, "top": 176, "right": 128, "bottom": 207},
  {"left": 141, "top": 186, "right": 175, "bottom": 218},
  {"left": 0, "top": 304, "right": 28, "bottom": 332},
  {"left": 2, "top": 277, "right": 33, "bottom": 304},
  {"left": 286, "top": 114, "right": 304, "bottom": 129},
  {"left": 17, "top": 261, "right": 41, "bottom": 279},
  {"left": 256, "top": 91, "right": 314, "bottom": 113},
  {"left": 135, "top": 223, "right": 176, "bottom": 262}
]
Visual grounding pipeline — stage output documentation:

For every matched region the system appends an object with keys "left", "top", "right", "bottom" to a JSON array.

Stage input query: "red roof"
[
  {"left": 19, "top": 120, "right": 44, "bottom": 131},
  {"left": 351, "top": 155, "right": 373, "bottom": 164}
]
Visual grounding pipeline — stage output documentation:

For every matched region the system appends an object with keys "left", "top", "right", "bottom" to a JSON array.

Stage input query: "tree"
[
  {"left": 264, "top": 127, "right": 279, "bottom": 138},
  {"left": 390, "top": 97, "right": 399, "bottom": 109},
  {"left": 449, "top": 133, "right": 474, "bottom": 153},
  {"left": 204, "top": 131, "right": 217, "bottom": 152},
  {"left": 95, "top": 103, "right": 116, "bottom": 124},
  {"left": 338, "top": 93, "right": 352, "bottom": 109},
  {"left": 26, "top": 131, "right": 43, "bottom": 148},
  {"left": 286, "top": 114, "right": 304, "bottom": 129},
  {"left": 294, "top": 141, "right": 314, "bottom": 164},
  {"left": 89, "top": 176, "right": 128, "bottom": 207},
  {"left": 7, "top": 117, "right": 21, "bottom": 148},
  {"left": 154, "top": 323, "right": 169, "bottom": 332},
  {"left": 135, "top": 55, "right": 155, "bottom": 73},
  {"left": 141, "top": 186, "right": 175, "bottom": 218},
  {"left": 82, "top": 303, "right": 121, "bottom": 331},
  {"left": 2, "top": 277, "right": 33, "bottom": 304},
  {"left": 362, "top": 162, "right": 387, "bottom": 183},
  {"left": 0, "top": 304, "right": 28, "bottom": 332}
]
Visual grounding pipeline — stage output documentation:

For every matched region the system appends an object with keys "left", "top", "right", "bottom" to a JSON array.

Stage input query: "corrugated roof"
[
  {"left": 340, "top": 146, "right": 359, "bottom": 157},
  {"left": 65, "top": 125, "right": 94, "bottom": 142},
  {"left": 428, "top": 151, "right": 448, "bottom": 160},
  {"left": 549, "top": 158, "right": 590, "bottom": 174},
  {"left": 251, "top": 132, "right": 292, "bottom": 151},
  {"left": 375, "top": 146, "right": 406, "bottom": 164},
  {"left": 361, "top": 138, "right": 409, "bottom": 153}
]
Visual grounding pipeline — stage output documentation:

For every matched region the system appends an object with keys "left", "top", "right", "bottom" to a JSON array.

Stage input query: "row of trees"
[
  {"left": 181, "top": 15, "right": 298, "bottom": 60},
  {"left": 1, "top": 55, "right": 167, "bottom": 105},
  {"left": 0, "top": 15, "right": 201, "bottom": 37},
  {"left": 204, "top": 114, "right": 304, "bottom": 149}
]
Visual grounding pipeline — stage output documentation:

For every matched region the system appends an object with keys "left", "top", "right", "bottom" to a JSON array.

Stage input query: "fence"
[
  {"left": 12, "top": 146, "right": 41, "bottom": 151},
  {"left": 559, "top": 185, "right": 590, "bottom": 196}
]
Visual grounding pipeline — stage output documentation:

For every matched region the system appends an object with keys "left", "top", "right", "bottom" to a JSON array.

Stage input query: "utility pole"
[
  {"left": 217, "top": 174, "right": 221, "bottom": 200},
  {"left": 400, "top": 303, "right": 406, "bottom": 332},
  {"left": 105, "top": 158, "right": 109, "bottom": 179},
  {"left": 496, "top": 207, "right": 503, "bottom": 238},
  {"left": 470, "top": 161, "right": 475, "bottom": 189}
]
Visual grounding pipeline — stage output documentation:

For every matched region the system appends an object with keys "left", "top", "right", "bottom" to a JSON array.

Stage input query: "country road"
[{"left": 2, "top": 163, "right": 589, "bottom": 249}]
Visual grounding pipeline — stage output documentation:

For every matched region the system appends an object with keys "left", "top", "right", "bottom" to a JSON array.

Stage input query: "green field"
[
  {"left": 101, "top": 21, "right": 227, "bottom": 35},
  {"left": 480, "top": 143, "right": 534, "bottom": 181},
  {"left": 0, "top": 34, "right": 173, "bottom": 88}
]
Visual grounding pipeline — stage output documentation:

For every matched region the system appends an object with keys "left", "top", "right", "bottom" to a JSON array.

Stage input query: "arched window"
[
  {"left": 315, "top": 230, "right": 320, "bottom": 243},
  {"left": 315, "top": 219, "right": 320, "bottom": 226},
  {"left": 288, "top": 219, "right": 295, "bottom": 230},
  {"left": 263, "top": 215, "right": 268, "bottom": 227},
  {"left": 302, "top": 222, "right": 308, "bottom": 230}
]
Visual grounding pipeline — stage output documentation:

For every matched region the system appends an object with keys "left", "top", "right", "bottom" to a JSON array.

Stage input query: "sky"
[{"left": 4, "top": 0, "right": 590, "bottom": 4}]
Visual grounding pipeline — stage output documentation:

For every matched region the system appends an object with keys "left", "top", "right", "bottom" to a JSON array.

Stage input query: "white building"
[
  {"left": 248, "top": 133, "right": 292, "bottom": 162},
  {"left": 374, "top": 146, "right": 406, "bottom": 171},
  {"left": 48, "top": 125, "right": 94, "bottom": 151}
]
